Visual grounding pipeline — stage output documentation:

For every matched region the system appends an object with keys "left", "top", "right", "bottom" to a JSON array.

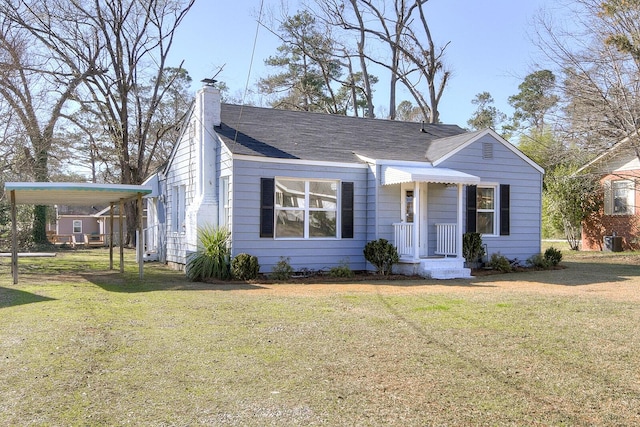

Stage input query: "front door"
[
  {"left": 401, "top": 183, "right": 429, "bottom": 258},
  {"left": 405, "top": 190, "right": 414, "bottom": 223}
]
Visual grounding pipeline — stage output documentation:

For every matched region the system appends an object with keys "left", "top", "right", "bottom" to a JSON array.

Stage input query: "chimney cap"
[{"left": 201, "top": 78, "right": 217, "bottom": 86}]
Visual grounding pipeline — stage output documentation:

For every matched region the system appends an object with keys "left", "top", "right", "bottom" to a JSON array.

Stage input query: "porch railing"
[
  {"left": 393, "top": 222, "right": 458, "bottom": 258},
  {"left": 393, "top": 222, "right": 414, "bottom": 257},
  {"left": 435, "top": 223, "right": 457, "bottom": 256}
]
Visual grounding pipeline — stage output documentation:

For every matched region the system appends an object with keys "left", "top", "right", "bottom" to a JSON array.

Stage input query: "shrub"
[
  {"left": 488, "top": 253, "right": 512, "bottom": 273},
  {"left": 527, "top": 253, "right": 550, "bottom": 269},
  {"left": 463, "top": 232, "right": 485, "bottom": 264},
  {"left": 544, "top": 247, "right": 562, "bottom": 266},
  {"left": 186, "top": 225, "right": 231, "bottom": 281},
  {"left": 329, "top": 259, "right": 355, "bottom": 278},
  {"left": 231, "top": 253, "right": 260, "bottom": 280},
  {"left": 271, "top": 256, "right": 294, "bottom": 281},
  {"left": 363, "top": 238, "right": 399, "bottom": 275}
]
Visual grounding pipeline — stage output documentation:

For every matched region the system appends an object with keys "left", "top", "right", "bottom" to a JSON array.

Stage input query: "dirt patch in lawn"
[{"left": 202, "top": 260, "right": 640, "bottom": 302}]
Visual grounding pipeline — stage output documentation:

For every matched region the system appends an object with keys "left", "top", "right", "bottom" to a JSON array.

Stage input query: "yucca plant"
[{"left": 186, "top": 225, "right": 231, "bottom": 281}]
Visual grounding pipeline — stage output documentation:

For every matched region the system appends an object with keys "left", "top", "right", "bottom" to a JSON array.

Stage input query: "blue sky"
[{"left": 169, "top": 0, "right": 563, "bottom": 128}]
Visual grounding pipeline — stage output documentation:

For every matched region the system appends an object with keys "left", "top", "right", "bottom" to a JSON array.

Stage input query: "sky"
[{"left": 168, "top": 0, "right": 566, "bottom": 128}]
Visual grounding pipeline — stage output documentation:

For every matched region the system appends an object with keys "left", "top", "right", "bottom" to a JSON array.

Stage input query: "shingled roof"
[{"left": 216, "top": 104, "right": 469, "bottom": 164}]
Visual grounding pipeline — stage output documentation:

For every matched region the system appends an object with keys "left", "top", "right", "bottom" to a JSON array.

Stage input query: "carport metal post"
[
  {"left": 119, "top": 198, "right": 124, "bottom": 273},
  {"left": 109, "top": 202, "right": 114, "bottom": 270},
  {"left": 10, "top": 189, "right": 17, "bottom": 285},
  {"left": 137, "top": 192, "right": 143, "bottom": 279}
]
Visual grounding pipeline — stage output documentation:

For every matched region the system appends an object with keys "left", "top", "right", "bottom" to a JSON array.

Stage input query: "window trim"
[
  {"left": 476, "top": 184, "right": 498, "bottom": 236},
  {"left": 466, "top": 183, "right": 507, "bottom": 237},
  {"left": 274, "top": 177, "right": 339, "bottom": 240},
  {"left": 72, "top": 220, "right": 82, "bottom": 234},
  {"left": 605, "top": 179, "right": 635, "bottom": 216},
  {"left": 171, "top": 184, "right": 186, "bottom": 233}
]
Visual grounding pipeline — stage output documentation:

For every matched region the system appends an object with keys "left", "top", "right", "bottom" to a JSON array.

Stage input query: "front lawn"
[{"left": 1, "top": 249, "right": 639, "bottom": 425}]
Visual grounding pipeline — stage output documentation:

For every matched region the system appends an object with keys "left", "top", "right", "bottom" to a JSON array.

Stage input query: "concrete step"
[{"left": 426, "top": 267, "right": 472, "bottom": 280}]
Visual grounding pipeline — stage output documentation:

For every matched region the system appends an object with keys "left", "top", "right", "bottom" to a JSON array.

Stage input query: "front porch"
[{"left": 393, "top": 222, "right": 471, "bottom": 279}]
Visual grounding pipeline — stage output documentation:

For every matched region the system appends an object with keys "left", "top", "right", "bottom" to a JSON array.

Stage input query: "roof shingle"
[{"left": 216, "top": 104, "right": 468, "bottom": 163}]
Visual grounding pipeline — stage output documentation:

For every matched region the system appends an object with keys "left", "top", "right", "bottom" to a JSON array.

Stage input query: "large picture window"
[{"left": 274, "top": 179, "right": 338, "bottom": 238}]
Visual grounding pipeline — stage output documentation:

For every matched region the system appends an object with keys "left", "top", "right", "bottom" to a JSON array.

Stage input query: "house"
[
  {"left": 144, "top": 84, "right": 544, "bottom": 279},
  {"left": 49, "top": 205, "right": 103, "bottom": 247},
  {"left": 51, "top": 204, "right": 146, "bottom": 248},
  {"left": 578, "top": 137, "right": 640, "bottom": 251}
]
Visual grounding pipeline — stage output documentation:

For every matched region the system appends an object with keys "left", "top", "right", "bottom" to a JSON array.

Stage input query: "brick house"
[{"left": 579, "top": 138, "right": 640, "bottom": 251}]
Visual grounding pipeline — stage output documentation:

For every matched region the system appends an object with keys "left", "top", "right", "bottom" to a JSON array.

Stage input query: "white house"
[{"left": 144, "top": 83, "right": 544, "bottom": 279}]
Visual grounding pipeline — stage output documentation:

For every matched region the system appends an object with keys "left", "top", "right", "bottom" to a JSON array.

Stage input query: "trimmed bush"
[
  {"left": 544, "top": 247, "right": 562, "bottom": 266},
  {"left": 271, "top": 256, "right": 294, "bottom": 281},
  {"left": 186, "top": 225, "right": 231, "bottom": 281},
  {"left": 231, "top": 253, "right": 260, "bottom": 280},
  {"left": 463, "top": 232, "right": 485, "bottom": 264},
  {"left": 363, "top": 238, "right": 399, "bottom": 275}
]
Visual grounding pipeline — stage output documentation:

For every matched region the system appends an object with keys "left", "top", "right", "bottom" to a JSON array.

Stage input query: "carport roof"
[{"left": 4, "top": 182, "right": 152, "bottom": 206}]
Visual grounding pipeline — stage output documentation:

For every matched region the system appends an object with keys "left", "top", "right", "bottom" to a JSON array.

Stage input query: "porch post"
[
  {"left": 457, "top": 184, "right": 464, "bottom": 259},
  {"left": 413, "top": 181, "right": 420, "bottom": 260}
]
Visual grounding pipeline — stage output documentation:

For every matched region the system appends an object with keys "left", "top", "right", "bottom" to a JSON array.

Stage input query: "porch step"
[
  {"left": 395, "top": 257, "right": 472, "bottom": 279},
  {"left": 427, "top": 267, "right": 472, "bottom": 280}
]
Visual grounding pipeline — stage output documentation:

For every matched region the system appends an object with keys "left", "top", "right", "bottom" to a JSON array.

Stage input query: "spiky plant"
[{"left": 186, "top": 225, "right": 231, "bottom": 281}]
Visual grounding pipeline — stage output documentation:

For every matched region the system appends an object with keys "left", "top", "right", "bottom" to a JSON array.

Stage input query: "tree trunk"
[{"left": 32, "top": 142, "right": 49, "bottom": 244}]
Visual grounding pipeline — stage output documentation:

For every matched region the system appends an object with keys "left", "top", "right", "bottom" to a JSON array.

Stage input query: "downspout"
[
  {"left": 457, "top": 183, "right": 464, "bottom": 259},
  {"left": 413, "top": 181, "right": 420, "bottom": 261}
]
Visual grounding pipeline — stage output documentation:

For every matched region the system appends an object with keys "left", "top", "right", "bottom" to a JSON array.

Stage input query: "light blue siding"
[
  {"left": 231, "top": 158, "right": 370, "bottom": 273},
  {"left": 440, "top": 134, "right": 543, "bottom": 261}
]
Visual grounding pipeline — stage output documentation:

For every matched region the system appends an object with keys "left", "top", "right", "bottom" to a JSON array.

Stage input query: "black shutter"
[
  {"left": 500, "top": 184, "right": 510, "bottom": 236},
  {"left": 341, "top": 182, "right": 354, "bottom": 238},
  {"left": 260, "top": 178, "right": 274, "bottom": 238},
  {"left": 466, "top": 185, "right": 477, "bottom": 233}
]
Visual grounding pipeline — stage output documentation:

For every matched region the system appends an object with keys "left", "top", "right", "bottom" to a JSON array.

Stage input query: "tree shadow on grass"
[
  {"left": 0, "top": 286, "right": 56, "bottom": 308},
  {"left": 79, "top": 270, "right": 268, "bottom": 293}
]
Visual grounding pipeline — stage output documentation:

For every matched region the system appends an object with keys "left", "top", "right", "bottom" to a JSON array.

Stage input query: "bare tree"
[
  {"left": 0, "top": 6, "right": 102, "bottom": 243},
  {"left": 535, "top": 0, "right": 640, "bottom": 159},
  {"left": 2, "top": 0, "right": 195, "bottom": 245},
  {"left": 320, "top": 0, "right": 450, "bottom": 122}
]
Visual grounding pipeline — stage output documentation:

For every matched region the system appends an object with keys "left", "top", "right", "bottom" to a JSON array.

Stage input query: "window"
[
  {"left": 172, "top": 185, "right": 186, "bottom": 232},
  {"left": 274, "top": 179, "right": 337, "bottom": 238},
  {"left": 605, "top": 179, "right": 635, "bottom": 215},
  {"left": 73, "top": 220, "right": 82, "bottom": 234},
  {"left": 221, "top": 176, "right": 230, "bottom": 228},
  {"left": 466, "top": 184, "right": 509, "bottom": 236},
  {"left": 476, "top": 186, "right": 496, "bottom": 235}
]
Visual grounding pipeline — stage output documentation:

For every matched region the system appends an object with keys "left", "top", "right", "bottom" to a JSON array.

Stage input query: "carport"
[{"left": 4, "top": 182, "right": 152, "bottom": 284}]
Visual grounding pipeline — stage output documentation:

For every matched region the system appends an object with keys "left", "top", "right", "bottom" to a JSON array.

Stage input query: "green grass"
[{"left": 1, "top": 248, "right": 640, "bottom": 425}]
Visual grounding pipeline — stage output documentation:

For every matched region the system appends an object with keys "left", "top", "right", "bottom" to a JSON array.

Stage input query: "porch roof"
[{"left": 381, "top": 165, "right": 480, "bottom": 185}]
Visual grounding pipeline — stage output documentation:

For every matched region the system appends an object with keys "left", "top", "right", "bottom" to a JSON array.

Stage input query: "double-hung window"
[
  {"left": 274, "top": 178, "right": 338, "bottom": 238},
  {"left": 172, "top": 185, "right": 186, "bottom": 232},
  {"left": 73, "top": 220, "right": 82, "bottom": 234},
  {"left": 605, "top": 179, "right": 635, "bottom": 215},
  {"left": 476, "top": 186, "right": 496, "bottom": 235},
  {"left": 466, "top": 184, "right": 509, "bottom": 236}
]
